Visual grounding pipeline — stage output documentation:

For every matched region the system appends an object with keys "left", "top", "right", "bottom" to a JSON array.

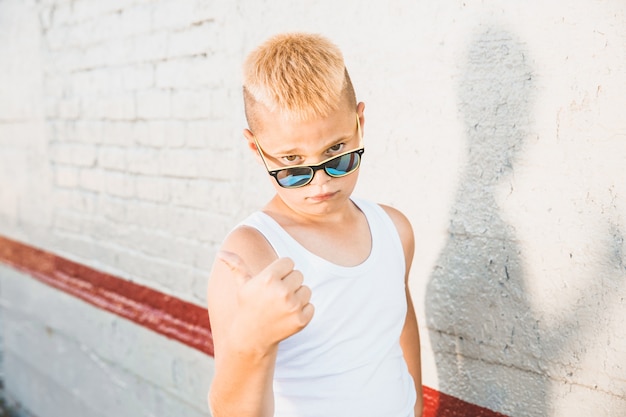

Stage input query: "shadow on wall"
[
  {"left": 425, "top": 27, "right": 543, "bottom": 416},
  {"left": 425, "top": 26, "right": 626, "bottom": 417}
]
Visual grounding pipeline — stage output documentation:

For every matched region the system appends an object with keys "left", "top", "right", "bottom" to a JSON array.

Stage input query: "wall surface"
[{"left": 0, "top": 0, "right": 625, "bottom": 416}]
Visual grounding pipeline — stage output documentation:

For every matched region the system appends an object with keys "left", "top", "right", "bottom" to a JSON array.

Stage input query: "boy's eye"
[
  {"left": 328, "top": 143, "right": 344, "bottom": 153},
  {"left": 282, "top": 155, "right": 300, "bottom": 163}
]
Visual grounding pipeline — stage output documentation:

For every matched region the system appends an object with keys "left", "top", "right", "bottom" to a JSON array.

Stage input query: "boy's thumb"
[{"left": 216, "top": 250, "right": 252, "bottom": 283}]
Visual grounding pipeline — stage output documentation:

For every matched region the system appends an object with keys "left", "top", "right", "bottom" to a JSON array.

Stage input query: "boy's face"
[{"left": 244, "top": 102, "right": 365, "bottom": 215}]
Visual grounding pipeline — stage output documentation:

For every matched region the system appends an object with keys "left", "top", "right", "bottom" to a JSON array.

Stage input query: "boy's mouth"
[{"left": 308, "top": 191, "right": 338, "bottom": 202}]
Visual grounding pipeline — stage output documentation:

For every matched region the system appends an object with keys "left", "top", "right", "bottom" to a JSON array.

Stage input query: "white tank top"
[{"left": 238, "top": 198, "right": 416, "bottom": 417}]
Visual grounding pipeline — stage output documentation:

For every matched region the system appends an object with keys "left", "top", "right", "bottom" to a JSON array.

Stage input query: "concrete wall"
[
  {"left": 0, "top": 0, "right": 625, "bottom": 416},
  {"left": 0, "top": 264, "right": 212, "bottom": 417}
]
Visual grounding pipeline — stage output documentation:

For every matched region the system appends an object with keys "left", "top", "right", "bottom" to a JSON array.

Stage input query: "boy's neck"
[
  {"left": 263, "top": 194, "right": 360, "bottom": 227},
  {"left": 263, "top": 195, "right": 371, "bottom": 267}
]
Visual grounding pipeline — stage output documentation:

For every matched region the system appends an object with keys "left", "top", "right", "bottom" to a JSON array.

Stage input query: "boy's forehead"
[
  {"left": 255, "top": 109, "right": 357, "bottom": 153},
  {"left": 253, "top": 99, "right": 354, "bottom": 132}
]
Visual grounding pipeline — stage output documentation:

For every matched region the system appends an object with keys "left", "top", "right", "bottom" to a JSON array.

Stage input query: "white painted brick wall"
[{"left": 1, "top": 0, "right": 625, "bottom": 416}]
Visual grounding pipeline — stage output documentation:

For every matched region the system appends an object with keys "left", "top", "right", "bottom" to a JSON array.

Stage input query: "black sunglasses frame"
[{"left": 267, "top": 148, "right": 365, "bottom": 188}]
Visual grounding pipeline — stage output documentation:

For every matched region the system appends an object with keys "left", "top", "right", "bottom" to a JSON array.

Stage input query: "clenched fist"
[{"left": 217, "top": 251, "right": 315, "bottom": 349}]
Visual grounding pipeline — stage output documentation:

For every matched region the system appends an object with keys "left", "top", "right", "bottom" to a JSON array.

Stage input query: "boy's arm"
[
  {"left": 401, "top": 287, "right": 424, "bottom": 417},
  {"left": 207, "top": 227, "right": 314, "bottom": 417},
  {"left": 381, "top": 205, "right": 424, "bottom": 417}
]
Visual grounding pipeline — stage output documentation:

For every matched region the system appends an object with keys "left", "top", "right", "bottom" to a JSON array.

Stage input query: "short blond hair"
[{"left": 243, "top": 32, "right": 356, "bottom": 129}]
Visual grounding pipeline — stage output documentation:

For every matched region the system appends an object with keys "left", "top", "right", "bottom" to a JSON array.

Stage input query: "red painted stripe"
[
  {"left": 0, "top": 235, "right": 213, "bottom": 356},
  {"left": 0, "top": 235, "right": 507, "bottom": 417},
  {"left": 422, "top": 385, "right": 508, "bottom": 417}
]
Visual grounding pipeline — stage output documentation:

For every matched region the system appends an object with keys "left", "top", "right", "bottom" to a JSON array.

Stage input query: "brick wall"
[
  {"left": 1, "top": 0, "right": 625, "bottom": 416},
  {"left": 2, "top": 0, "right": 261, "bottom": 306}
]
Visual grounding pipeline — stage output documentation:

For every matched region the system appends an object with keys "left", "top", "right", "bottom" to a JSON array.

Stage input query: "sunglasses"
[{"left": 252, "top": 115, "right": 364, "bottom": 189}]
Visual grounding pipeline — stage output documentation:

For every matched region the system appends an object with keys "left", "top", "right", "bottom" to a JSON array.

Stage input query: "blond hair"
[{"left": 243, "top": 32, "right": 356, "bottom": 129}]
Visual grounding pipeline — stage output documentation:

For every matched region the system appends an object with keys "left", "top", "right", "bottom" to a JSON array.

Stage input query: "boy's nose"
[{"left": 308, "top": 167, "right": 331, "bottom": 186}]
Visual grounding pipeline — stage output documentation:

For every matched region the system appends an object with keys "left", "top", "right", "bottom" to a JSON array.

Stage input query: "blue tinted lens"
[
  {"left": 325, "top": 152, "right": 360, "bottom": 176},
  {"left": 277, "top": 169, "right": 313, "bottom": 188}
]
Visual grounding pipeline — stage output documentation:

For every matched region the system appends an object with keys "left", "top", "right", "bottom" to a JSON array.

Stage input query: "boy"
[{"left": 207, "top": 32, "right": 423, "bottom": 417}]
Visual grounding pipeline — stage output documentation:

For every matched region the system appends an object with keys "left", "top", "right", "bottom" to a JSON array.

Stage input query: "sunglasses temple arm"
[
  {"left": 252, "top": 136, "right": 275, "bottom": 172},
  {"left": 356, "top": 113, "right": 363, "bottom": 148}
]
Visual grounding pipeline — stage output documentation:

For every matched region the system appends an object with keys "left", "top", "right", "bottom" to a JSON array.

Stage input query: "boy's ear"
[
  {"left": 243, "top": 128, "right": 264, "bottom": 165},
  {"left": 357, "top": 101, "right": 366, "bottom": 134},
  {"left": 243, "top": 128, "right": 258, "bottom": 152}
]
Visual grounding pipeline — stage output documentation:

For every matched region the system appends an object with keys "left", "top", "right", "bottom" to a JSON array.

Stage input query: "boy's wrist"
[{"left": 227, "top": 316, "right": 280, "bottom": 360}]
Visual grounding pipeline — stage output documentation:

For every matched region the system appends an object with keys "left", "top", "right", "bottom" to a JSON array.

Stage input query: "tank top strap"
[
  {"left": 352, "top": 197, "right": 405, "bottom": 273},
  {"left": 236, "top": 211, "right": 298, "bottom": 259}
]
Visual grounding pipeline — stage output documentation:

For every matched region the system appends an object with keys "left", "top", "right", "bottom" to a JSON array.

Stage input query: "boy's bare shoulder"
[
  {"left": 217, "top": 224, "right": 277, "bottom": 277},
  {"left": 378, "top": 204, "right": 413, "bottom": 235}
]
